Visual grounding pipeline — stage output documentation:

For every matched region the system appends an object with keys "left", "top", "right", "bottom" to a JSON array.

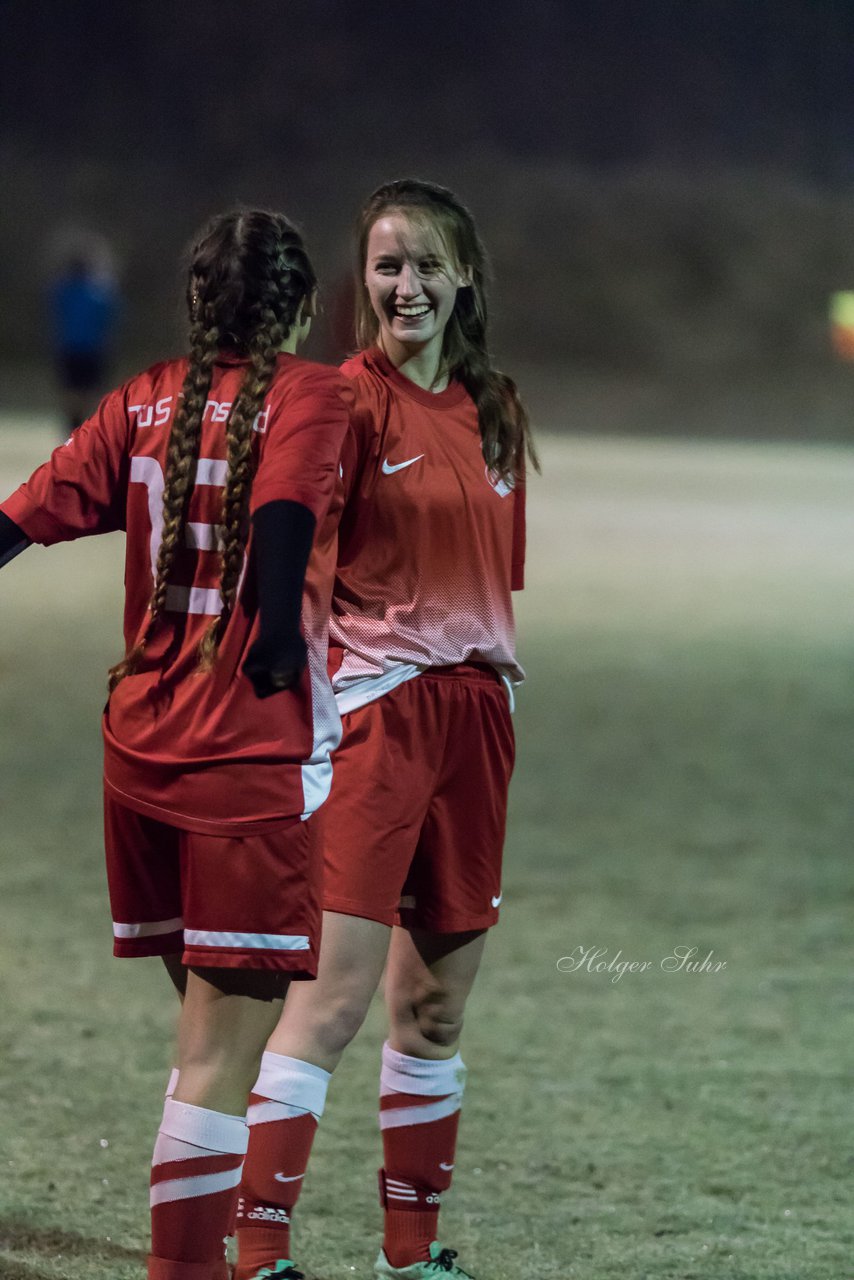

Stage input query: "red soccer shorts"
[
  {"left": 322, "top": 664, "right": 515, "bottom": 932},
  {"left": 104, "top": 795, "right": 322, "bottom": 975}
]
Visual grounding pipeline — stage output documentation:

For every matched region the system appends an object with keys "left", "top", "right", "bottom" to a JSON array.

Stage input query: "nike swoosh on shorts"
[{"left": 491, "top": 894, "right": 502, "bottom": 908}]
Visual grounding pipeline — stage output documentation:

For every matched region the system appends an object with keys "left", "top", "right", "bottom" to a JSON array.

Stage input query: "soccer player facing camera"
[
  {"left": 0, "top": 209, "right": 353, "bottom": 1280},
  {"left": 235, "top": 180, "right": 537, "bottom": 1280}
]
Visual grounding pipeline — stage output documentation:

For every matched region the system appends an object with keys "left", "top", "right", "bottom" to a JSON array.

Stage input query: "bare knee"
[
  {"left": 417, "top": 1005, "right": 464, "bottom": 1049},
  {"left": 269, "top": 912, "right": 390, "bottom": 1072},
  {"left": 272, "top": 978, "right": 375, "bottom": 1069},
  {"left": 391, "top": 984, "right": 465, "bottom": 1055},
  {"left": 311, "top": 990, "right": 372, "bottom": 1055}
]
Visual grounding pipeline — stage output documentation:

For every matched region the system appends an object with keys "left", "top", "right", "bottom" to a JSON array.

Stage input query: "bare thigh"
[{"left": 170, "top": 965, "right": 288, "bottom": 1115}]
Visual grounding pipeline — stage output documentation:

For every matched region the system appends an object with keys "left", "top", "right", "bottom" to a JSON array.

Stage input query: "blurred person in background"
[
  {"left": 235, "top": 179, "right": 538, "bottom": 1280},
  {"left": 1, "top": 208, "right": 354, "bottom": 1280},
  {"left": 829, "top": 290, "right": 854, "bottom": 361},
  {"left": 47, "top": 230, "right": 121, "bottom": 436}
]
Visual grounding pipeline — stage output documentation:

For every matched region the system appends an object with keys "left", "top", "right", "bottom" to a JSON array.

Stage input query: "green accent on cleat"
[
  {"left": 374, "top": 1241, "right": 475, "bottom": 1278},
  {"left": 250, "top": 1262, "right": 304, "bottom": 1280}
]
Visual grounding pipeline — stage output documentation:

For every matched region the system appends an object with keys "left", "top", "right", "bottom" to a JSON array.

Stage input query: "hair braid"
[
  {"left": 196, "top": 231, "right": 315, "bottom": 668},
  {"left": 152, "top": 318, "right": 221, "bottom": 618},
  {"left": 108, "top": 317, "right": 220, "bottom": 691},
  {"left": 197, "top": 304, "right": 285, "bottom": 668},
  {"left": 109, "top": 208, "right": 317, "bottom": 691}
]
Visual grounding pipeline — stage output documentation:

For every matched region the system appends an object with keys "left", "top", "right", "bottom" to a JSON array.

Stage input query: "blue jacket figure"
[{"left": 49, "top": 247, "right": 120, "bottom": 435}]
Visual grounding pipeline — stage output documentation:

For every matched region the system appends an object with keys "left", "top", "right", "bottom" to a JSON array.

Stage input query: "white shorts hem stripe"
[
  {"left": 183, "top": 930, "right": 310, "bottom": 952},
  {"left": 113, "top": 917, "right": 184, "bottom": 939}
]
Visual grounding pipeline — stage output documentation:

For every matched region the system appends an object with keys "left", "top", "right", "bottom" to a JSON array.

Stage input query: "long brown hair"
[
  {"left": 354, "top": 178, "right": 538, "bottom": 479},
  {"left": 109, "top": 209, "right": 316, "bottom": 690}
]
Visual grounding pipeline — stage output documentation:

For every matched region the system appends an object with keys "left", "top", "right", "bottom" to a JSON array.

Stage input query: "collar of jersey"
[
  {"left": 367, "top": 347, "right": 470, "bottom": 410},
  {"left": 213, "top": 349, "right": 296, "bottom": 367}
]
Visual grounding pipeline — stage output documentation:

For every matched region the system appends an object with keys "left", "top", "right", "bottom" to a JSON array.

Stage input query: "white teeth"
[{"left": 395, "top": 305, "right": 430, "bottom": 317}]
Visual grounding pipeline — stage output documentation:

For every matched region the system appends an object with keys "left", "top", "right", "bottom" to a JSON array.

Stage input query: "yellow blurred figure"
[{"left": 830, "top": 291, "right": 854, "bottom": 360}]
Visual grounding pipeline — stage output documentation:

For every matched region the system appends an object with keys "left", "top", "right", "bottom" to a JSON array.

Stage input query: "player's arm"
[
  {"left": 242, "top": 499, "right": 316, "bottom": 699},
  {"left": 0, "top": 511, "right": 31, "bottom": 569},
  {"left": 0, "top": 389, "right": 130, "bottom": 548},
  {"left": 243, "top": 367, "right": 354, "bottom": 699}
]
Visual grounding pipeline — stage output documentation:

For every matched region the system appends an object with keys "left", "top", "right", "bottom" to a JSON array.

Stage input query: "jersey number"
[{"left": 130, "top": 455, "right": 243, "bottom": 616}]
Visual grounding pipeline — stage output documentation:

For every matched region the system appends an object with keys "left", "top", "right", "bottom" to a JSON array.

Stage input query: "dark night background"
[{"left": 3, "top": 0, "right": 854, "bottom": 436}]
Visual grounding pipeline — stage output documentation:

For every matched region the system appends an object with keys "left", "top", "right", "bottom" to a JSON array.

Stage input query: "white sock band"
[
  {"left": 380, "top": 1043, "right": 467, "bottom": 1099},
  {"left": 157, "top": 1098, "right": 248, "bottom": 1155},
  {"left": 253, "top": 1051, "right": 331, "bottom": 1119}
]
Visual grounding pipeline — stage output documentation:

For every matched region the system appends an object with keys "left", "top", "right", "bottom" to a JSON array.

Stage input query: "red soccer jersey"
[
  {"left": 329, "top": 347, "right": 525, "bottom": 712},
  {"left": 2, "top": 353, "right": 353, "bottom": 832}
]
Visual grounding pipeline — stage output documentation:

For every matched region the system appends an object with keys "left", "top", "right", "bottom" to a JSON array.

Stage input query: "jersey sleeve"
[
  {"left": 511, "top": 463, "right": 526, "bottom": 591},
  {"left": 1, "top": 388, "right": 131, "bottom": 544},
  {"left": 336, "top": 362, "right": 384, "bottom": 505},
  {"left": 338, "top": 401, "right": 380, "bottom": 505},
  {"left": 251, "top": 366, "right": 354, "bottom": 520}
]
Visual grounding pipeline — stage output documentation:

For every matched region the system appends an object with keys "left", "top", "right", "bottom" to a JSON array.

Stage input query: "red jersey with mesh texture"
[
  {"left": 329, "top": 347, "right": 524, "bottom": 711},
  {"left": 1, "top": 353, "right": 353, "bottom": 832}
]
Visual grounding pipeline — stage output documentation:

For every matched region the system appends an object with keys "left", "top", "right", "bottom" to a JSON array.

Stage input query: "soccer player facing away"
[
  {"left": 235, "top": 180, "right": 537, "bottom": 1280},
  {"left": 0, "top": 210, "right": 354, "bottom": 1280}
]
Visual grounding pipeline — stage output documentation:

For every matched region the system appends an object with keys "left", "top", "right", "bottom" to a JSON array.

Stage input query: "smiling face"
[{"left": 363, "top": 212, "right": 470, "bottom": 363}]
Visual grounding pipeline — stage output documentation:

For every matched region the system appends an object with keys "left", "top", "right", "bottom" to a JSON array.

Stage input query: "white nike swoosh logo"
[
  {"left": 273, "top": 1172, "right": 303, "bottom": 1183},
  {"left": 491, "top": 894, "right": 502, "bottom": 908},
  {"left": 439, "top": 1162, "right": 455, "bottom": 1171},
  {"left": 382, "top": 454, "right": 424, "bottom": 475}
]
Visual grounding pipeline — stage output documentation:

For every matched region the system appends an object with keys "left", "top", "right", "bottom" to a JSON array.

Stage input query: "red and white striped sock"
[
  {"left": 148, "top": 1099, "right": 248, "bottom": 1280},
  {"left": 234, "top": 1052, "right": 330, "bottom": 1280},
  {"left": 378, "top": 1043, "right": 467, "bottom": 1267}
]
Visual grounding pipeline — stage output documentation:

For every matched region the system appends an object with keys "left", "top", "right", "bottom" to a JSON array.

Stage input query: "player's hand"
[{"left": 242, "top": 633, "right": 308, "bottom": 699}]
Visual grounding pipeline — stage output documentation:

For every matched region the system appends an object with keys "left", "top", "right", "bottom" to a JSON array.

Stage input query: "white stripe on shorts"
[
  {"left": 113, "top": 917, "right": 184, "bottom": 939},
  {"left": 183, "top": 930, "right": 310, "bottom": 952}
]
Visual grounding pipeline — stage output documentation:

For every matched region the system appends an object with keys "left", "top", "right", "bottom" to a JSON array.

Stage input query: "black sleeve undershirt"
[
  {"left": 241, "top": 498, "right": 316, "bottom": 699},
  {"left": 0, "top": 511, "right": 31, "bottom": 569}
]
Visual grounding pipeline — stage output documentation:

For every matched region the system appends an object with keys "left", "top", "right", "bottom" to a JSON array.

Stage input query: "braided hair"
[
  {"left": 109, "top": 209, "right": 316, "bottom": 690},
  {"left": 354, "top": 178, "right": 538, "bottom": 481}
]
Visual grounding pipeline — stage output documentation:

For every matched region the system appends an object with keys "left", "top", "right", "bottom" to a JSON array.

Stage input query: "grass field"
[{"left": 1, "top": 421, "right": 853, "bottom": 1280}]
